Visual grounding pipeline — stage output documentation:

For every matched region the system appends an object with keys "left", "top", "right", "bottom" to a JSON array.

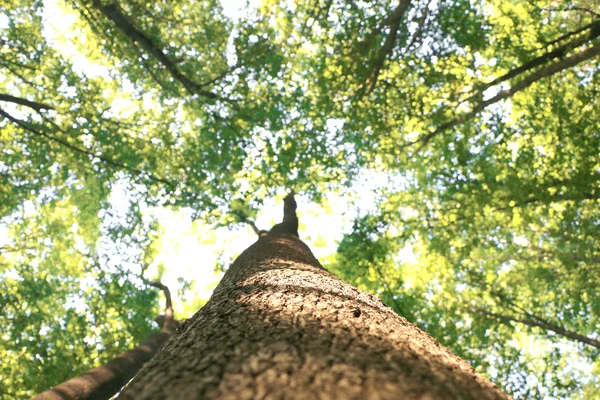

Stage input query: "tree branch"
[
  {"left": 492, "top": 189, "right": 600, "bottom": 212},
  {"left": 473, "top": 306, "right": 600, "bottom": 349},
  {"left": 0, "top": 55, "right": 37, "bottom": 71},
  {"left": 543, "top": 20, "right": 600, "bottom": 48},
  {"left": 539, "top": 6, "right": 600, "bottom": 18},
  {"left": 0, "top": 108, "right": 175, "bottom": 188},
  {"left": 269, "top": 191, "right": 299, "bottom": 236},
  {"left": 148, "top": 280, "right": 176, "bottom": 330},
  {"left": 468, "top": 19, "right": 600, "bottom": 99},
  {"left": 92, "top": 1, "right": 217, "bottom": 99},
  {"left": 402, "top": 0, "right": 431, "bottom": 55},
  {"left": 0, "top": 61, "right": 38, "bottom": 88},
  {"left": 363, "top": 0, "right": 412, "bottom": 94},
  {"left": 0, "top": 93, "right": 54, "bottom": 112},
  {"left": 408, "top": 42, "right": 600, "bottom": 152},
  {"left": 247, "top": 220, "right": 268, "bottom": 238}
]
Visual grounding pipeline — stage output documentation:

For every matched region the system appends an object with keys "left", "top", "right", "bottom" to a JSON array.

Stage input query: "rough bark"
[
  {"left": 32, "top": 283, "right": 177, "bottom": 400},
  {"left": 118, "top": 196, "right": 508, "bottom": 399}
]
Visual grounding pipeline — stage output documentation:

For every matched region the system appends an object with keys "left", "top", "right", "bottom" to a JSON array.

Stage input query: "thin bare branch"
[
  {"left": 247, "top": 220, "right": 268, "bottom": 237},
  {"left": 0, "top": 93, "right": 54, "bottom": 112},
  {"left": 473, "top": 306, "right": 600, "bottom": 349},
  {"left": 402, "top": 0, "right": 431, "bottom": 54},
  {"left": 0, "top": 108, "right": 175, "bottom": 188},
  {"left": 148, "top": 281, "right": 175, "bottom": 328},
  {"left": 406, "top": 42, "right": 600, "bottom": 152}
]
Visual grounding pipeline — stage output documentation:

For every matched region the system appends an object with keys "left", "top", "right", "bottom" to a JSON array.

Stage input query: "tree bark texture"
[{"left": 118, "top": 233, "right": 509, "bottom": 399}]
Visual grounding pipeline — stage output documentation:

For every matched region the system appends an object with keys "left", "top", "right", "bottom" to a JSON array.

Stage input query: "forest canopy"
[{"left": 1, "top": 0, "right": 599, "bottom": 398}]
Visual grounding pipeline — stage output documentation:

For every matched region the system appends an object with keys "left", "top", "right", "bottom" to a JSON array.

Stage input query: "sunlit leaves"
[
  {"left": 0, "top": 197, "right": 157, "bottom": 398},
  {"left": 2, "top": 0, "right": 600, "bottom": 398}
]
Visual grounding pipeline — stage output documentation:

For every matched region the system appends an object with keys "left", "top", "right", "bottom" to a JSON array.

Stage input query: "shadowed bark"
[
  {"left": 117, "top": 194, "right": 509, "bottom": 399},
  {"left": 32, "top": 283, "right": 178, "bottom": 400}
]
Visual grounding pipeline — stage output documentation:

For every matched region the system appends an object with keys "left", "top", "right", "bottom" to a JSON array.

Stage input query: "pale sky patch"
[
  {"left": 0, "top": 13, "right": 9, "bottom": 30},
  {"left": 42, "top": 0, "right": 112, "bottom": 79},
  {"left": 220, "top": 0, "right": 261, "bottom": 21}
]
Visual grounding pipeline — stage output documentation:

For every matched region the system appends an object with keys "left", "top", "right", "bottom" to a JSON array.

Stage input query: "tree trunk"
[
  {"left": 32, "top": 328, "right": 173, "bottom": 400},
  {"left": 33, "top": 283, "right": 177, "bottom": 400},
  {"left": 118, "top": 230, "right": 509, "bottom": 399}
]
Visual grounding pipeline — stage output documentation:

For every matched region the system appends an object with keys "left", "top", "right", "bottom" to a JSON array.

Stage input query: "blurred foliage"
[{"left": 1, "top": 0, "right": 599, "bottom": 398}]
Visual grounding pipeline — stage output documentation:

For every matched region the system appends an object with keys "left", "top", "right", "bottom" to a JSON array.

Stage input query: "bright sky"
[
  {"left": 220, "top": 0, "right": 263, "bottom": 20},
  {"left": 130, "top": 171, "right": 411, "bottom": 315}
]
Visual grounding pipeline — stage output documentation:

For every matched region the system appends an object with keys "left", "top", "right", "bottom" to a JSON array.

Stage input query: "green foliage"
[
  {"left": 0, "top": 198, "right": 157, "bottom": 398},
  {"left": 1, "top": 0, "right": 599, "bottom": 398}
]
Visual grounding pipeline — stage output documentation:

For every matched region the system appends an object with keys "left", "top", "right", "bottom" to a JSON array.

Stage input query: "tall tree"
[
  {"left": 2, "top": 0, "right": 599, "bottom": 398},
  {"left": 118, "top": 193, "right": 509, "bottom": 399}
]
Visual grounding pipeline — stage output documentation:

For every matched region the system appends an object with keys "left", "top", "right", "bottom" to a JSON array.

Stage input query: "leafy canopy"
[{"left": 1, "top": 0, "right": 599, "bottom": 398}]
